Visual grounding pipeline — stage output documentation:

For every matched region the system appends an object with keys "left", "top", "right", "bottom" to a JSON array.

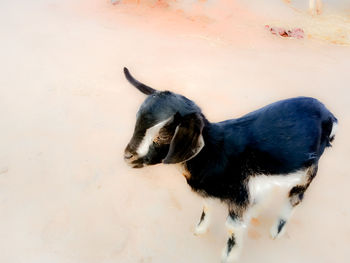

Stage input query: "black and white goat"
[{"left": 123, "top": 68, "right": 337, "bottom": 262}]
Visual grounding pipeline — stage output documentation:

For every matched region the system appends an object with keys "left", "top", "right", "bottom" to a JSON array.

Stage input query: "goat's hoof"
[
  {"left": 309, "top": 9, "right": 317, "bottom": 16},
  {"left": 309, "top": 8, "right": 322, "bottom": 16},
  {"left": 221, "top": 248, "right": 240, "bottom": 263},
  {"left": 270, "top": 227, "right": 278, "bottom": 240},
  {"left": 270, "top": 219, "right": 287, "bottom": 239},
  {"left": 194, "top": 225, "right": 208, "bottom": 236}
]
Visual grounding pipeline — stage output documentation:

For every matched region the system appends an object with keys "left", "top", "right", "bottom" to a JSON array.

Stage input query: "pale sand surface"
[{"left": 0, "top": 0, "right": 350, "bottom": 262}]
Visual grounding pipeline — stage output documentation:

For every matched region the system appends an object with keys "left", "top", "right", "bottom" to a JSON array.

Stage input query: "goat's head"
[{"left": 123, "top": 68, "right": 205, "bottom": 168}]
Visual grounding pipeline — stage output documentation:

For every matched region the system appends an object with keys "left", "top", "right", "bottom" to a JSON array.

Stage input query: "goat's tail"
[
  {"left": 329, "top": 117, "right": 338, "bottom": 144},
  {"left": 123, "top": 67, "right": 156, "bottom": 95},
  {"left": 323, "top": 115, "right": 338, "bottom": 147}
]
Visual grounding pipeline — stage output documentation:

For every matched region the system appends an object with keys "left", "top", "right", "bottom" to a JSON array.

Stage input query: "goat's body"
[
  {"left": 183, "top": 97, "right": 336, "bottom": 262},
  {"left": 185, "top": 97, "right": 336, "bottom": 202}
]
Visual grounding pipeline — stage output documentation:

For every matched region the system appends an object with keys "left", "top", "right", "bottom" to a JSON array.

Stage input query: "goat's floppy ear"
[
  {"left": 124, "top": 67, "right": 156, "bottom": 95},
  {"left": 163, "top": 113, "right": 205, "bottom": 164}
]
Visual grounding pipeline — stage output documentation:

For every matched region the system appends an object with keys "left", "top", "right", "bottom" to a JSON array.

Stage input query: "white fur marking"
[
  {"left": 136, "top": 117, "right": 172, "bottom": 157},
  {"left": 248, "top": 171, "right": 305, "bottom": 204},
  {"left": 259, "top": 171, "right": 308, "bottom": 239}
]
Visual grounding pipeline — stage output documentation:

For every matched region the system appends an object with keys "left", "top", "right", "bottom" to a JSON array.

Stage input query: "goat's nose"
[{"left": 124, "top": 151, "right": 134, "bottom": 160}]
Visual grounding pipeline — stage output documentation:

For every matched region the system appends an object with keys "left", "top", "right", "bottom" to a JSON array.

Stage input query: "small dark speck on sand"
[{"left": 0, "top": 167, "right": 8, "bottom": 175}]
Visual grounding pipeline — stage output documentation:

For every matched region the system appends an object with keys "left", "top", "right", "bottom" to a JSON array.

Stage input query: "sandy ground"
[{"left": 1, "top": 0, "right": 350, "bottom": 262}]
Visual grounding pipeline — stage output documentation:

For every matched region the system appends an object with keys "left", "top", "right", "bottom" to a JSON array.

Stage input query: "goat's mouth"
[
  {"left": 132, "top": 163, "right": 144, "bottom": 168},
  {"left": 124, "top": 157, "right": 145, "bottom": 168},
  {"left": 124, "top": 158, "right": 144, "bottom": 168}
]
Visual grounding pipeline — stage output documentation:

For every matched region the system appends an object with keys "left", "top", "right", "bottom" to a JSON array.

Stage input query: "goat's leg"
[
  {"left": 194, "top": 201, "right": 211, "bottom": 236},
  {"left": 316, "top": 0, "right": 323, "bottom": 14},
  {"left": 250, "top": 185, "right": 275, "bottom": 219},
  {"left": 270, "top": 165, "right": 318, "bottom": 239},
  {"left": 309, "top": 0, "right": 316, "bottom": 15},
  {"left": 221, "top": 205, "right": 250, "bottom": 263},
  {"left": 309, "top": 0, "right": 323, "bottom": 15}
]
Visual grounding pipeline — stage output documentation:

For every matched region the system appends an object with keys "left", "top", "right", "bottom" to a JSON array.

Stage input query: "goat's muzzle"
[{"left": 124, "top": 149, "right": 144, "bottom": 168}]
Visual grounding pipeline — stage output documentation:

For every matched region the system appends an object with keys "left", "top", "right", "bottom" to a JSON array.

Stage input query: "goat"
[{"left": 123, "top": 67, "right": 337, "bottom": 262}]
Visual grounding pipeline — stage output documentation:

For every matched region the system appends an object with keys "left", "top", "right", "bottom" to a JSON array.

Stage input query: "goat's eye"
[{"left": 153, "top": 136, "right": 161, "bottom": 146}]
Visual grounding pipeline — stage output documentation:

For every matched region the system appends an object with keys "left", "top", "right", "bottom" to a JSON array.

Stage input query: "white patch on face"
[
  {"left": 136, "top": 117, "right": 172, "bottom": 157},
  {"left": 248, "top": 170, "right": 306, "bottom": 205}
]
